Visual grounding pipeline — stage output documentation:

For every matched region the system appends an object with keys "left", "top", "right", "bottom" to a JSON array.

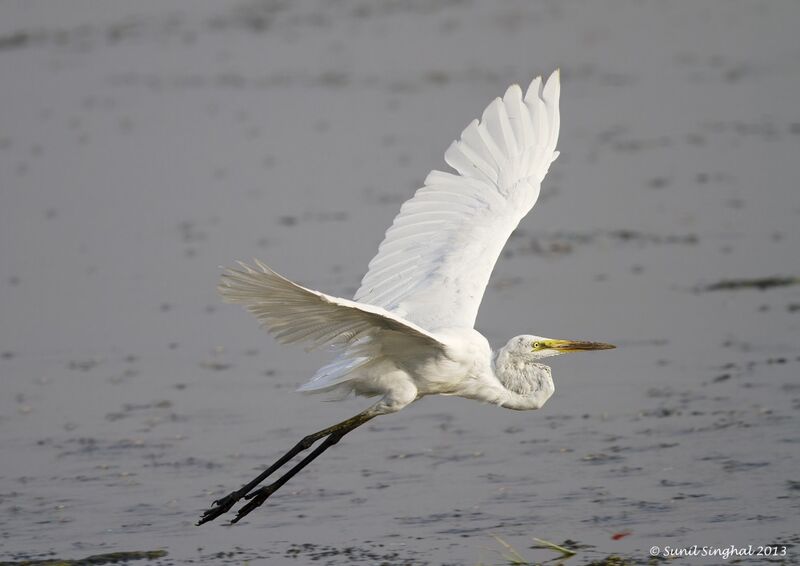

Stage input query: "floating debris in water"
[
  {"left": 0, "top": 549, "right": 167, "bottom": 566},
  {"left": 584, "top": 556, "right": 636, "bottom": 566},
  {"left": 280, "top": 542, "right": 421, "bottom": 564},
  {"left": 504, "top": 228, "right": 698, "bottom": 258},
  {"left": 485, "top": 535, "right": 656, "bottom": 565},
  {"left": 699, "top": 276, "right": 800, "bottom": 292},
  {"left": 199, "top": 360, "right": 233, "bottom": 371},
  {"left": 532, "top": 537, "right": 577, "bottom": 557}
]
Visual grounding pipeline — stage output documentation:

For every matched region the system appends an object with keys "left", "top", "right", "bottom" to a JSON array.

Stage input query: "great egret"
[{"left": 198, "top": 70, "right": 614, "bottom": 525}]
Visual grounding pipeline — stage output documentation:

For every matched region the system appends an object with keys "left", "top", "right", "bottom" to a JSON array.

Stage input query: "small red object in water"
[{"left": 611, "top": 531, "right": 632, "bottom": 540}]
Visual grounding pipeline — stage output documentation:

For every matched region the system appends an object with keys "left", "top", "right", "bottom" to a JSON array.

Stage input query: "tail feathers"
[{"left": 297, "top": 354, "right": 372, "bottom": 392}]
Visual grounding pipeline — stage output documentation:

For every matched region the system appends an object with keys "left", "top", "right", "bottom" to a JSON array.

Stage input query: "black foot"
[
  {"left": 231, "top": 484, "right": 278, "bottom": 524},
  {"left": 197, "top": 488, "right": 249, "bottom": 526}
]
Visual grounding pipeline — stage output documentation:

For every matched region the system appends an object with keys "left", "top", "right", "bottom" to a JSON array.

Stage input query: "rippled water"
[{"left": 1, "top": 1, "right": 798, "bottom": 564}]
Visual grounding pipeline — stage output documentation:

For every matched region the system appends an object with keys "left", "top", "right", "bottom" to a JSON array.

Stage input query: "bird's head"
[{"left": 506, "top": 334, "right": 616, "bottom": 360}]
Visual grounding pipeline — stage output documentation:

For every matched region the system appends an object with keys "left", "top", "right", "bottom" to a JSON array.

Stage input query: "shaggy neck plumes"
[{"left": 492, "top": 347, "right": 555, "bottom": 410}]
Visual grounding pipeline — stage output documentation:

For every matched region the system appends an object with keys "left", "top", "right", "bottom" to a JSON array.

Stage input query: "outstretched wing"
[
  {"left": 219, "top": 260, "right": 447, "bottom": 353},
  {"left": 355, "top": 71, "right": 561, "bottom": 331}
]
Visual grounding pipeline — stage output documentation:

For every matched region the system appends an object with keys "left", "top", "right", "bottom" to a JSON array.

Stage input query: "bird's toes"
[
  {"left": 197, "top": 488, "right": 251, "bottom": 525},
  {"left": 212, "top": 491, "right": 241, "bottom": 508},
  {"left": 231, "top": 486, "right": 275, "bottom": 523},
  {"left": 197, "top": 506, "right": 226, "bottom": 526}
]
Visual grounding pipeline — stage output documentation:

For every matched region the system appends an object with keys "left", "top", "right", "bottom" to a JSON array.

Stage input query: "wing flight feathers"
[{"left": 355, "top": 71, "right": 561, "bottom": 330}]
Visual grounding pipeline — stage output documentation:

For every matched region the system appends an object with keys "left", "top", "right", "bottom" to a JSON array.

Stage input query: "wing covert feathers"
[
  {"left": 218, "top": 260, "right": 445, "bottom": 353},
  {"left": 355, "top": 71, "right": 561, "bottom": 330}
]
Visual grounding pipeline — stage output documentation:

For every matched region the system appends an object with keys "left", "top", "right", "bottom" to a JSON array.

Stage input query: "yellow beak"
[{"left": 544, "top": 339, "right": 616, "bottom": 352}]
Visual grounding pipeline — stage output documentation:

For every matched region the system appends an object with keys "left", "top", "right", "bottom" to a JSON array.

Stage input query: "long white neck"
[{"left": 492, "top": 348, "right": 555, "bottom": 410}]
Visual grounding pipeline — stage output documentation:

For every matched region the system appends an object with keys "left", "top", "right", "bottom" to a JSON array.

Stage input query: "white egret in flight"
[{"left": 199, "top": 70, "right": 614, "bottom": 525}]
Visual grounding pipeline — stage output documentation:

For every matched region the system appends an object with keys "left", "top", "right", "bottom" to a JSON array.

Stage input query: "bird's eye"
[{"left": 532, "top": 342, "right": 541, "bottom": 350}]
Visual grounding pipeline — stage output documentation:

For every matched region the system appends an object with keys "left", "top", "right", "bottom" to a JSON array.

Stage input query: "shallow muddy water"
[{"left": 1, "top": 1, "right": 799, "bottom": 564}]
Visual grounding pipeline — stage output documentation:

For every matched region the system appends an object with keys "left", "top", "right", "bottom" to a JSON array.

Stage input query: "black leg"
[
  {"left": 231, "top": 429, "right": 348, "bottom": 523},
  {"left": 198, "top": 412, "right": 374, "bottom": 525}
]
